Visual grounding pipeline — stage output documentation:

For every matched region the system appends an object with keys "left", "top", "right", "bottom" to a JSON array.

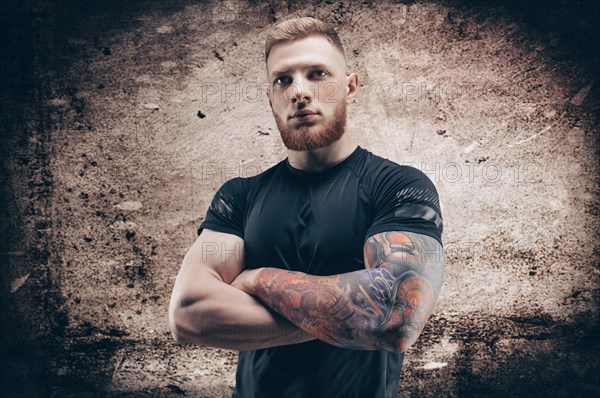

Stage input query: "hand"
[{"left": 230, "top": 267, "right": 263, "bottom": 295}]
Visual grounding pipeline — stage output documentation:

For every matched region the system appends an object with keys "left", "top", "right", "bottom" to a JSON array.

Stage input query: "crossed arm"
[
  {"left": 232, "top": 231, "right": 444, "bottom": 352},
  {"left": 169, "top": 229, "right": 315, "bottom": 351},
  {"left": 170, "top": 228, "right": 444, "bottom": 353}
]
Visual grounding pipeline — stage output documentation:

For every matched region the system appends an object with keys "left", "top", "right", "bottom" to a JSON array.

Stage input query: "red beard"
[{"left": 274, "top": 99, "right": 347, "bottom": 151}]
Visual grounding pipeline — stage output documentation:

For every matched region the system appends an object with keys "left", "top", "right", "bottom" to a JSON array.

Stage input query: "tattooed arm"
[{"left": 232, "top": 231, "right": 444, "bottom": 352}]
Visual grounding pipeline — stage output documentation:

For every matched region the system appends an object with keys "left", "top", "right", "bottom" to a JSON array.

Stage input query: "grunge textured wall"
[{"left": 1, "top": 0, "right": 598, "bottom": 397}]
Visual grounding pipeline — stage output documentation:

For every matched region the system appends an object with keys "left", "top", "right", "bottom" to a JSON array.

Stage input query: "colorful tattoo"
[{"left": 251, "top": 231, "right": 444, "bottom": 352}]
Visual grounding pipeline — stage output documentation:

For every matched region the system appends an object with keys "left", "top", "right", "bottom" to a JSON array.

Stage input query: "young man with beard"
[{"left": 169, "top": 17, "right": 444, "bottom": 398}]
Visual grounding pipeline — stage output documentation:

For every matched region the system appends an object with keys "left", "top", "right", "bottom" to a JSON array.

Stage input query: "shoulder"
[{"left": 359, "top": 149, "right": 436, "bottom": 191}]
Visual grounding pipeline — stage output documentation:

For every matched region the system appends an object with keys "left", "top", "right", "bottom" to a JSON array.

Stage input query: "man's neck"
[{"left": 287, "top": 135, "right": 358, "bottom": 172}]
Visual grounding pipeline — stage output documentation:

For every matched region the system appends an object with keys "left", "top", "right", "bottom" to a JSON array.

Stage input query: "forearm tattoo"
[{"left": 252, "top": 231, "right": 444, "bottom": 352}]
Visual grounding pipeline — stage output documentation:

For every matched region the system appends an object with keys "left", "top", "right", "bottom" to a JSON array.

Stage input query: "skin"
[
  {"left": 169, "top": 35, "right": 358, "bottom": 350},
  {"left": 169, "top": 229, "right": 315, "bottom": 350},
  {"left": 265, "top": 35, "right": 359, "bottom": 171},
  {"left": 232, "top": 231, "right": 444, "bottom": 352},
  {"left": 170, "top": 34, "right": 444, "bottom": 353}
]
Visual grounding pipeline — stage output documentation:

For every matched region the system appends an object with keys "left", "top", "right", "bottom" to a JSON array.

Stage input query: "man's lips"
[{"left": 290, "top": 110, "right": 318, "bottom": 119}]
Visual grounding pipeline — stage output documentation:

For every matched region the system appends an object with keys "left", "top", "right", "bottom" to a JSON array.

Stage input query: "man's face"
[{"left": 265, "top": 35, "right": 352, "bottom": 151}]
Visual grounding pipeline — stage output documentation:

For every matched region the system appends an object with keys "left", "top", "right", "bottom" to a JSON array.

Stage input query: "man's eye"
[
  {"left": 275, "top": 76, "right": 291, "bottom": 85},
  {"left": 312, "top": 70, "right": 327, "bottom": 78}
]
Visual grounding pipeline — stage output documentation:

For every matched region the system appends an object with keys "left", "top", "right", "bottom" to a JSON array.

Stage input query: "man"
[{"left": 169, "top": 17, "right": 444, "bottom": 398}]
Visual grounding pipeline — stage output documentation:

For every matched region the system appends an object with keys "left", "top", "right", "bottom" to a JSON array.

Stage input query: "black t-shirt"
[{"left": 197, "top": 145, "right": 443, "bottom": 398}]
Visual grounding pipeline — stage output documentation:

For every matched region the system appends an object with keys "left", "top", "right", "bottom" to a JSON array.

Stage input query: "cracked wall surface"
[{"left": 1, "top": 0, "right": 598, "bottom": 397}]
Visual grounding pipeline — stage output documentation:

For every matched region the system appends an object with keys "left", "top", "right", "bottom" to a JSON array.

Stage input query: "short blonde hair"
[{"left": 264, "top": 17, "right": 346, "bottom": 64}]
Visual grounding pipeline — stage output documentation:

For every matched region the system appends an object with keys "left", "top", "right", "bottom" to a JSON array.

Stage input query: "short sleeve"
[
  {"left": 364, "top": 163, "right": 443, "bottom": 246},
  {"left": 197, "top": 177, "right": 246, "bottom": 239}
]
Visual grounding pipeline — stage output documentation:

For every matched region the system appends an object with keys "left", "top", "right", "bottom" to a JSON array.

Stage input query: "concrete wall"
[{"left": 1, "top": 0, "right": 598, "bottom": 396}]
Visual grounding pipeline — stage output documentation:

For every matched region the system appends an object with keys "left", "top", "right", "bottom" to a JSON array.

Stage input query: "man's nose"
[{"left": 288, "top": 77, "right": 313, "bottom": 103}]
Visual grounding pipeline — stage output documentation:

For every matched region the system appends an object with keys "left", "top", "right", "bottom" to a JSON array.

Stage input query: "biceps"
[
  {"left": 171, "top": 230, "right": 245, "bottom": 312},
  {"left": 362, "top": 231, "right": 444, "bottom": 319},
  {"left": 364, "top": 231, "right": 443, "bottom": 278},
  {"left": 181, "top": 229, "right": 245, "bottom": 284},
  {"left": 360, "top": 232, "right": 443, "bottom": 350}
]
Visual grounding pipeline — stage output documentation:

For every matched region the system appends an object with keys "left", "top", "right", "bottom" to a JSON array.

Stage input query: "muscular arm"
[
  {"left": 168, "top": 229, "right": 314, "bottom": 351},
  {"left": 234, "top": 231, "right": 444, "bottom": 352}
]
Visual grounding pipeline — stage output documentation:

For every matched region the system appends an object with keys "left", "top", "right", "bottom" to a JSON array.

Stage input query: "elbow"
[
  {"left": 168, "top": 306, "right": 188, "bottom": 345},
  {"left": 392, "top": 337, "right": 414, "bottom": 353},
  {"left": 372, "top": 327, "right": 420, "bottom": 353},
  {"left": 171, "top": 330, "right": 186, "bottom": 345},
  {"left": 169, "top": 299, "right": 204, "bottom": 345},
  {"left": 168, "top": 299, "right": 216, "bottom": 346},
  {"left": 170, "top": 325, "right": 187, "bottom": 345},
  {"left": 371, "top": 310, "right": 432, "bottom": 353},
  {"left": 169, "top": 287, "right": 202, "bottom": 345},
  {"left": 377, "top": 336, "right": 416, "bottom": 354}
]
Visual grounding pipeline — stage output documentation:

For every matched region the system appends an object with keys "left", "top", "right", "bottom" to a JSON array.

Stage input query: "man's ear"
[{"left": 345, "top": 72, "right": 359, "bottom": 104}]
